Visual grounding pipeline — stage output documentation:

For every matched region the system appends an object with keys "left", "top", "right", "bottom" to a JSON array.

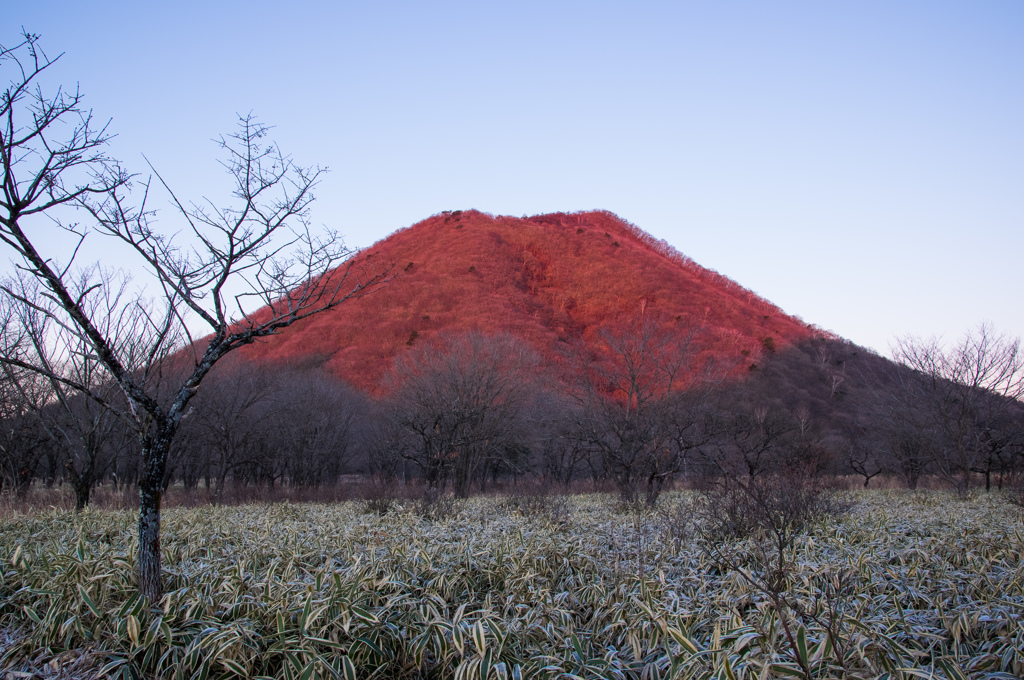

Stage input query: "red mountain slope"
[{"left": 238, "top": 210, "right": 821, "bottom": 391}]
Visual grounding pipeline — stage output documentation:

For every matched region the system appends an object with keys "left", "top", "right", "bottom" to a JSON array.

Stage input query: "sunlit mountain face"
[{"left": 236, "top": 210, "right": 822, "bottom": 392}]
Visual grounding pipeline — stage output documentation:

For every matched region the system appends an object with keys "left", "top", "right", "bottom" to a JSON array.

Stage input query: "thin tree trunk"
[{"left": 215, "top": 465, "right": 229, "bottom": 504}]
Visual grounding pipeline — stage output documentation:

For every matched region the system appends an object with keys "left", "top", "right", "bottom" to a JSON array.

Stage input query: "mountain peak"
[{"left": 238, "top": 210, "right": 818, "bottom": 391}]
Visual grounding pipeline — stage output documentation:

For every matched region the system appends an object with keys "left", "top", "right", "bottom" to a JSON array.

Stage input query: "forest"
[{"left": 3, "top": 320, "right": 1024, "bottom": 512}]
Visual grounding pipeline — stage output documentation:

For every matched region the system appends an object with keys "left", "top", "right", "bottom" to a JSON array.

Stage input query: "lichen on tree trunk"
[{"left": 137, "top": 436, "right": 170, "bottom": 601}]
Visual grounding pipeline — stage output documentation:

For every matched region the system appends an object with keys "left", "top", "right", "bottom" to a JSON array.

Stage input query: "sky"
[{"left": 7, "top": 1, "right": 1023, "bottom": 355}]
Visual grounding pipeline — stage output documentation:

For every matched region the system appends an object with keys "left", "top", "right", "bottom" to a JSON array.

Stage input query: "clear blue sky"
[{"left": 9, "top": 1, "right": 1024, "bottom": 354}]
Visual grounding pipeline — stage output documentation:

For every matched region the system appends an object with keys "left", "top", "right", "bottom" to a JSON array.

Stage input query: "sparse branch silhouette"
[
  {"left": 891, "top": 324, "right": 1024, "bottom": 497},
  {"left": 0, "top": 32, "right": 392, "bottom": 600}
]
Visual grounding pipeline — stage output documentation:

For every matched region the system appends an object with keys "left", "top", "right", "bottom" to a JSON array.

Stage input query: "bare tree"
[
  {"left": 0, "top": 350, "right": 49, "bottom": 496},
  {"left": 863, "top": 357, "right": 936, "bottom": 489},
  {"left": 839, "top": 423, "right": 883, "bottom": 489},
  {"left": 892, "top": 324, "right": 1024, "bottom": 497},
  {"left": 0, "top": 33, "right": 390, "bottom": 599},
  {"left": 173, "top": 362, "right": 364, "bottom": 495},
  {"left": 174, "top": 358, "right": 275, "bottom": 501},
  {"left": 708, "top": 404, "right": 802, "bottom": 479},
  {"left": 695, "top": 472, "right": 853, "bottom": 679},
  {"left": 362, "top": 403, "right": 410, "bottom": 488},
  {"left": 265, "top": 369, "right": 365, "bottom": 488},
  {"left": 385, "top": 332, "right": 538, "bottom": 497},
  {"left": 534, "top": 391, "right": 592, "bottom": 488},
  {"left": 0, "top": 275, "right": 132, "bottom": 509},
  {"left": 569, "top": 310, "right": 714, "bottom": 505}
]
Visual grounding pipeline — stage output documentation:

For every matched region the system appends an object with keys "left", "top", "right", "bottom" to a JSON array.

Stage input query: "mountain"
[{"left": 238, "top": 210, "right": 825, "bottom": 391}]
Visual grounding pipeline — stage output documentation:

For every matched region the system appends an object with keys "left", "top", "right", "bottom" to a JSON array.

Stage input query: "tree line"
[{"left": 5, "top": 318, "right": 1023, "bottom": 511}]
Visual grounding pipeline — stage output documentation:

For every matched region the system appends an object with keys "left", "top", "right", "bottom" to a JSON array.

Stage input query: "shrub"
[
  {"left": 695, "top": 474, "right": 855, "bottom": 679},
  {"left": 696, "top": 473, "right": 850, "bottom": 545},
  {"left": 1006, "top": 482, "right": 1024, "bottom": 510},
  {"left": 414, "top": 488, "right": 464, "bottom": 521},
  {"left": 657, "top": 494, "right": 698, "bottom": 553},
  {"left": 499, "top": 492, "right": 569, "bottom": 524},
  {"left": 361, "top": 496, "right": 394, "bottom": 516}
]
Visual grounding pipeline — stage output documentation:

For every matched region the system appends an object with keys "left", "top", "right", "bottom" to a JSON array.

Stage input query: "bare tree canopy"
[
  {"left": 383, "top": 331, "right": 539, "bottom": 497},
  {"left": 0, "top": 31, "right": 391, "bottom": 599},
  {"left": 892, "top": 323, "right": 1024, "bottom": 496},
  {"left": 568, "top": 310, "right": 720, "bottom": 505},
  {"left": 0, "top": 275, "right": 134, "bottom": 510}
]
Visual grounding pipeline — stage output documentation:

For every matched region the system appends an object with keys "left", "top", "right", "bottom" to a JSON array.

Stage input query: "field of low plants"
[{"left": 1, "top": 490, "right": 1022, "bottom": 679}]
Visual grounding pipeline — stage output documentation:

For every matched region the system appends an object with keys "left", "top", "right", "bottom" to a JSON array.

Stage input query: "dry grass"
[
  {"left": 1, "top": 490, "right": 1022, "bottom": 679},
  {"left": 0, "top": 481, "right": 392, "bottom": 519}
]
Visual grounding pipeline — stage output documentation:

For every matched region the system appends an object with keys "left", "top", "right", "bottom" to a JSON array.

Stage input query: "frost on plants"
[{"left": 0, "top": 491, "right": 1022, "bottom": 679}]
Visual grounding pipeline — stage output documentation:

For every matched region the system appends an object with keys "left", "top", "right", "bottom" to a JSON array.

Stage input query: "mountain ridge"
[{"left": 238, "top": 210, "right": 826, "bottom": 391}]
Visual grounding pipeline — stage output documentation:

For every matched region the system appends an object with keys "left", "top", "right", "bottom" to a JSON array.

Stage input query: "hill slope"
[{"left": 239, "top": 210, "right": 822, "bottom": 391}]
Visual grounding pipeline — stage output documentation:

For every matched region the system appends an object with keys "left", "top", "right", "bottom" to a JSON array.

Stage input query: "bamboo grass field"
[{"left": 1, "top": 490, "right": 1023, "bottom": 679}]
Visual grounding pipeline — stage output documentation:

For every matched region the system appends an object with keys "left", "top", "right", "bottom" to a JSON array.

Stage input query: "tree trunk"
[
  {"left": 138, "top": 478, "right": 162, "bottom": 601},
  {"left": 74, "top": 480, "right": 90, "bottom": 511},
  {"left": 138, "top": 431, "right": 171, "bottom": 602},
  {"left": 905, "top": 467, "right": 920, "bottom": 490},
  {"left": 69, "top": 455, "right": 96, "bottom": 512},
  {"left": 646, "top": 468, "right": 671, "bottom": 507},
  {"left": 16, "top": 466, "right": 32, "bottom": 498},
  {"left": 215, "top": 465, "right": 229, "bottom": 504}
]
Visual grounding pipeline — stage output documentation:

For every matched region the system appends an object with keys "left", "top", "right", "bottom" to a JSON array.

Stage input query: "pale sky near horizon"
[{"left": 7, "top": 1, "right": 1023, "bottom": 355}]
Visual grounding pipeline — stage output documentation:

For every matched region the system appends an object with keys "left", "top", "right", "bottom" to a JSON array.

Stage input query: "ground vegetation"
[{"left": 1, "top": 490, "right": 1022, "bottom": 679}]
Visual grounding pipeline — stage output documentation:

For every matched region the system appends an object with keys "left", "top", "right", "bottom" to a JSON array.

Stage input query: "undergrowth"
[{"left": 0, "top": 491, "right": 1021, "bottom": 679}]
